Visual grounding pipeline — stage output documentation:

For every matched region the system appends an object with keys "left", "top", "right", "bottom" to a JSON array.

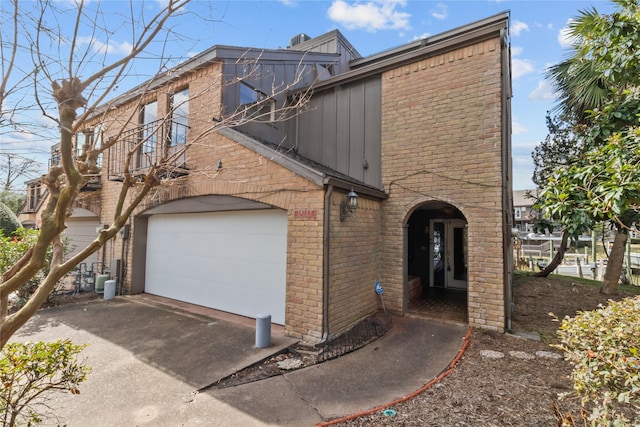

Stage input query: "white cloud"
[
  {"left": 327, "top": 0, "right": 411, "bottom": 32},
  {"left": 512, "top": 119, "right": 528, "bottom": 135},
  {"left": 77, "top": 36, "right": 133, "bottom": 55},
  {"left": 558, "top": 19, "right": 576, "bottom": 47},
  {"left": 512, "top": 58, "right": 534, "bottom": 80},
  {"left": 430, "top": 3, "right": 447, "bottom": 20},
  {"left": 511, "top": 20, "right": 529, "bottom": 37},
  {"left": 529, "top": 80, "right": 557, "bottom": 101},
  {"left": 511, "top": 46, "right": 523, "bottom": 56},
  {"left": 411, "top": 32, "right": 430, "bottom": 41}
]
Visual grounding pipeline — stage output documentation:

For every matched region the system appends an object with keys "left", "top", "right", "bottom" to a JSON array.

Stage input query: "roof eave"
[
  {"left": 87, "top": 46, "right": 340, "bottom": 120},
  {"left": 311, "top": 11, "right": 509, "bottom": 91},
  {"left": 218, "top": 128, "right": 387, "bottom": 200},
  {"left": 217, "top": 127, "right": 325, "bottom": 186}
]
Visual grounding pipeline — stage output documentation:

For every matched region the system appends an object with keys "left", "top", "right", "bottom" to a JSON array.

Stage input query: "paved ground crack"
[{"left": 283, "top": 372, "right": 324, "bottom": 420}]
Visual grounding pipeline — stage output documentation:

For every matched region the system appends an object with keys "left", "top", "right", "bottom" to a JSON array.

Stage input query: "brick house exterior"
[
  {"left": 378, "top": 27, "right": 513, "bottom": 331},
  {"left": 28, "top": 13, "right": 513, "bottom": 343}
]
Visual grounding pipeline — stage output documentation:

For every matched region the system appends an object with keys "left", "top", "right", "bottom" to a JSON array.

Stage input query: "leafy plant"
[
  {"left": 0, "top": 191, "right": 25, "bottom": 216},
  {"left": 0, "top": 202, "right": 20, "bottom": 237},
  {"left": 554, "top": 296, "right": 640, "bottom": 425},
  {"left": 0, "top": 339, "right": 90, "bottom": 426},
  {"left": 0, "top": 229, "right": 69, "bottom": 312}
]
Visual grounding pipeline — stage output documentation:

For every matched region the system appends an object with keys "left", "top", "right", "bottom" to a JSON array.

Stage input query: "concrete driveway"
[{"left": 12, "top": 295, "right": 468, "bottom": 426}]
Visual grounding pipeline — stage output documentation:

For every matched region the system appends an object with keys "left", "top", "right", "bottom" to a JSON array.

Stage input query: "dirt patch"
[
  {"left": 510, "top": 274, "right": 636, "bottom": 344},
  {"left": 9, "top": 286, "right": 101, "bottom": 315},
  {"left": 41, "top": 289, "right": 102, "bottom": 309}
]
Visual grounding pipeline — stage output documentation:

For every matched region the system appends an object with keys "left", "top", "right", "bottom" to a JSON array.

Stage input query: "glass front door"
[{"left": 430, "top": 219, "right": 468, "bottom": 289}]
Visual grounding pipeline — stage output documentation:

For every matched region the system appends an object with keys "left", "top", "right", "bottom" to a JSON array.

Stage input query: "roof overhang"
[
  {"left": 310, "top": 11, "right": 509, "bottom": 92},
  {"left": 217, "top": 127, "right": 387, "bottom": 201},
  {"left": 88, "top": 46, "right": 340, "bottom": 120}
]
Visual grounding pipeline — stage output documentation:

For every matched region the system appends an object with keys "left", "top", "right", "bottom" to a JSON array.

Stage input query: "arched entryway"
[{"left": 406, "top": 201, "right": 468, "bottom": 323}]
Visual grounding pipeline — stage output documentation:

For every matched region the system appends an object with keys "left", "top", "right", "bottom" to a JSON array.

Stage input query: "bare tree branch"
[
  {"left": 0, "top": 0, "right": 19, "bottom": 109},
  {"left": 0, "top": 0, "right": 317, "bottom": 349}
]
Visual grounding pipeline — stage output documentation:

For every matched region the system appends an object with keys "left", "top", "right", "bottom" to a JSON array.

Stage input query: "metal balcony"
[{"left": 107, "top": 119, "right": 189, "bottom": 181}]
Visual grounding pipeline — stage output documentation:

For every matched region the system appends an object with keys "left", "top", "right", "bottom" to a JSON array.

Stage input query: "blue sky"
[{"left": 1, "top": 0, "right": 617, "bottom": 190}]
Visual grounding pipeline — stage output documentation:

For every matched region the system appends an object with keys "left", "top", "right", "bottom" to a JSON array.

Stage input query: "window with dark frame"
[
  {"left": 138, "top": 100, "right": 157, "bottom": 168},
  {"left": 169, "top": 88, "right": 189, "bottom": 146},
  {"left": 27, "top": 182, "right": 41, "bottom": 211},
  {"left": 238, "top": 81, "right": 274, "bottom": 122},
  {"left": 74, "top": 125, "right": 103, "bottom": 172}
]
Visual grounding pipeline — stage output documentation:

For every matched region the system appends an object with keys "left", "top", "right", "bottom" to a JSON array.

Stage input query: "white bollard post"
[
  {"left": 255, "top": 313, "right": 271, "bottom": 348},
  {"left": 104, "top": 280, "right": 116, "bottom": 300}
]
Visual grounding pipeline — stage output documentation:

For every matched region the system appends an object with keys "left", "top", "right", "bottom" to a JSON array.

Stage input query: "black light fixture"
[{"left": 340, "top": 188, "right": 359, "bottom": 222}]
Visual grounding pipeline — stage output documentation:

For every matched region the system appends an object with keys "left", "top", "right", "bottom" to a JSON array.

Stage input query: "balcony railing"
[
  {"left": 48, "top": 147, "right": 102, "bottom": 191},
  {"left": 108, "top": 119, "right": 189, "bottom": 181},
  {"left": 20, "top": 188, "right": 49, "bottom": 214}
]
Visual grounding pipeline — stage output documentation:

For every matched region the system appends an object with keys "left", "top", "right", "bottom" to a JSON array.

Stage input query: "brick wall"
[
  {"left": 94, "top": 62, "right": 328, "bottom": 343},
  {"left": 328, "top": 189, "right": 381, "bottom": 337},
  {"left": 380, "top": 37, "right": 507, "bottom": 332}
]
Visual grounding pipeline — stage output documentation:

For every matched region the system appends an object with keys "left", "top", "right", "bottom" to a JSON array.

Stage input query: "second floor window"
[
  {"left": 75, "top": 125, "right": 102, "bottom": 156},
  {"left": 169, "top": 88, "right": 189, "bottom": 146},
  {"left": 138, "top": 101, "right": 157, "bottom": 168},
  {"left": 27, "top": 182, "right": 42, "bottom": 211}
]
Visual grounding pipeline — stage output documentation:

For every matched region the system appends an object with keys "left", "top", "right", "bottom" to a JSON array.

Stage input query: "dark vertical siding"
[
  {"left": 322, "top": 93, "right": 337, "bottom": 166},
  {"left": 226, "top": 60, "right": 319, "bottom": 147},
  {"left": 335, "top": 87, "right": 351, "bottom": 173},
  {"left": 297, "top": 97, "right": 322, "bottom": 160},
  {"left": 290, "top": 30, "right": 360, "bottom": 75},
  {"left": 363, "top": 79, "right": 382, "bottom": 186},
  {"left": 221, "top": 51, "right": 382, "bottom": 188},
  {"left": 348, "top": 84, "right": 365, "bottom": 182},
  {"left": 293, "top": 76, "right": 382, "bottom": 188}
]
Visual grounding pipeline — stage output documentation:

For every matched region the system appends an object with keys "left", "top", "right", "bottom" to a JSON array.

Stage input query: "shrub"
[
  {"left": 0, "top": 202, "right": 21, "bottom": 237},
  {"left": 0, "top": 340, "right": 90, "bottom": 426},
  {"left": 0, "top": 191, "right": 25, "bottom": 216},
  {"left": 554, "top": 296, "right": 640, "bottom": 426},
  {"left": 0, "top": 229, "right": 69, "bottom": 312}
]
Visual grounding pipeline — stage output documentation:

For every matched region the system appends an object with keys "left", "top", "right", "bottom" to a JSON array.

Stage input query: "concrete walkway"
[{"left": 12, "top": 296, "right": 468, "bottom": 426}]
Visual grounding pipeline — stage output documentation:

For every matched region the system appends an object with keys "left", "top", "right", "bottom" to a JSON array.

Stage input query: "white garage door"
[
  {"left": 145, "top": 210, "right": 287, "bottom": 324},
  {"left": 65, "top": 216, "right": 100, "bottom": 268}
]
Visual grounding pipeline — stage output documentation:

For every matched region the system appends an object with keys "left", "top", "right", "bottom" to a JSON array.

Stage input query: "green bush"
[
  {"left": 0, "top": 202, "right": 21, "bottom": 237},
  {"left": 0, "top": 191, "right": 25, "bottom": 216},
  {"left": 554, "top": 296, "right": 640, "bottom": 426},
  {"left": 0, "top": 229, "right": 69, "bottom": 312},
  {"left": 0, "top": 340, "right": 90, "bottom": 426}
]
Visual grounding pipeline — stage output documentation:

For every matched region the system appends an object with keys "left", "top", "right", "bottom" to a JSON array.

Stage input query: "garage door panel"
[
  {"left": 145, "top": 210, "right": 287, "bottom": 324},
  {"left": 64, "top": 217, "right": 100, "bottom": 267}
]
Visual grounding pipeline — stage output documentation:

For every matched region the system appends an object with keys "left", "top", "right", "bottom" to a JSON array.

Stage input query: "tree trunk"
[
  {"left": 601, "top": 230, "right": 627, "bottom": 295},
  {"left": 535, "top": 230, "right": 569, "bottom": 277}
]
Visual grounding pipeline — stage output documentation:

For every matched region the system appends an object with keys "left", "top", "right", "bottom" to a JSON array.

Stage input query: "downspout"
[
  {"left": 501, "top": 25, "right": 514, "bottom": 333},
  {"left": 321, "top": 184, "right": 333, "bottom": 343}
]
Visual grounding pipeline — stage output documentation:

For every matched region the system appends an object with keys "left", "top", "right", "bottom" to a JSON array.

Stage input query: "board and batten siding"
[{"left": 290, "top": 76, "right": 382, "bottom": 188}]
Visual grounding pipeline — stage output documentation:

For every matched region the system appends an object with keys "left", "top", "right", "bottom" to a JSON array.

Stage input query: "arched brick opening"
[{"left": 405, "top": 200, "right": 468, "bottom": 324}]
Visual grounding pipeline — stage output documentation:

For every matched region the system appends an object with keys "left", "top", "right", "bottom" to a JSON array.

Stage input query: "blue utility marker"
[{"left": 374, "top": 280, "right": 384, "bottom": 294}]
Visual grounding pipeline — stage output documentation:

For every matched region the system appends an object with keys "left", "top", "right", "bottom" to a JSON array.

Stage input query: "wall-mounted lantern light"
[{"left": 340, "top": 188, "right": 359, "bottom": 222}]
